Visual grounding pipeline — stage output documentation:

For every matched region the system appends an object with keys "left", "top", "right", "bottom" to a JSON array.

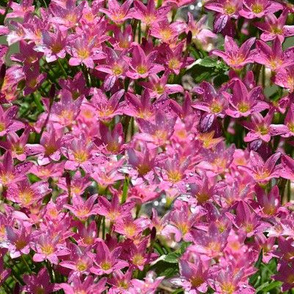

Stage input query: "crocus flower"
[
  {"left": 100, "top": 0, "right": 133, "bottom": 24},
  {"left": 133, "top": 0, "right": 170, "bottom": 27},
  {"left": 224, "top": 79, "right": 268, "bottom": 118},
  {"left": 255, "top": 9, "right": 294, "bottom": 42},
  {"left": 255, "top": 37, "right": 294, "bottom": 71},
  {"left": 0, "top": 105, "right": 24, "bottom": 136},
  {"left": 150, "top": 20, "right": 186, "bottom": 44},
  {"left": 50, "top": 90, "right": 83, "bottom": 128},
  {"left": 136, "top": 111, "right": 177, "bottom": 146},
  {"left": 186, "top": 13, "right": 217, "bottom": 47},
  {"left": 0, "top": 128, "right": 30, "bottom": 161},
  {"left": 140, "top": 72, "right": 184, "bottom": 99},
  {"left": 34, "top": 29, "right": 67, "bottom": 63},
  {"left": 0, "top": 151, "right": 32, "bottom": 187},
  {"left": 7, "top": 179, "right": 51, "bottom": 208},
  {"left": 6, "top": 0, "right": 34, "bottom": 19},
  {"left": 192, "top": 81, "right": 228, "bottom": 117},
  {"left": 59, "top": 243, "right": 93, "bottom": 274},
  {"left": 240, "top": 0, "right": 283, "bottom": 19},
  {"left": 272, "top": 261, "right": 294, "bottom": 292},
  {"left": 68, "top": 37, "right": 105, "bottom": 69},
  {"left": 33, "top": 233, "right": 70, "bottom": 265},
  {"left": 49, "top": 0, "right": 85, "bottom": 29},
  {"left": 242, "top": 110, "right": 288, "bottom": 142},
  {"left": 89, "top": 240, "right": 128, "bottom": 275},
  {"left": 64, "top": 194, "right": 99, "bottom": 221},
  {"left": 212, "top": 36, "right": 256, "bottom": 69},
  {"left": 280, "top": 154, "right": 294, "bottom": 181},
  {"left": 97, "top": 194, "right": 135, "bottom": 223},
  {"left": 275, "top": 65, "right": 294, "bottom": 92},
  {"left": 238, "top": 151, "right": 281, "bottom": 183},
  {"left": 59, "top": 276, "right": 107, "bottom": 294},
  {"left": 126, "top": 45, "right": 164, "bottom": 80},
  {"left": 95, "top": 47, "right": 129, "bottom": 91},
  {"left": 90, "top": 89, "right": 124, "bottom": 121},
  {"left": 171, "top": 255, "right": 209, "bottom": 293},
  {"left": 6, "top": 224, "right": 31, "bottom": 258},
  {"left": 22, "top": 268, "right": 57, "bottom": 294},
  {"left": 190, "top": 222, "right": 231, "bottom": 259},
  {"left": 205, "top": 0, "right": 242, "bottom": 33}
]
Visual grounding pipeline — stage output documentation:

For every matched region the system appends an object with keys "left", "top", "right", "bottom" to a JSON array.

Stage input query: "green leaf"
[
  {"left": 256, "top": 281, "right": 282, "bottom": 293},
  {"left": 163, "top": 252, "right": 181, "bottom": 263},
  {"left": 197, "top": 57, "right": 219, "bottom": 68}
]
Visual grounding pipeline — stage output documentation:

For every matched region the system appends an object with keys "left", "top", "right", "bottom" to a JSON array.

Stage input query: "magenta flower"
[
  {"left": 140, "top": 72, "right": 183, "bottom": 99},
  {"left": 7, "top": 179, "right": 51, "bottom": 208},
  {"left": 35, "top": 29, "right": 67, "bottom": 63},
  {"left": 90, "top": 89, "right": 124, "bottom": 121},
  {"left": 97, "top": 194, "right": 134, "bottom": 223},
  {"left": 255, "top": 185, "right": 282, "bottom": 216},
  {"left": 242, "top": 110, "right": 288, "bottom": 142},
  {"left": 136, "top": 111, "right": 176, "bottom": 146},
  {"left": 126, "top": 45, "right": 164, "bottom": 80},
  {"left": 190, "top": 222, "right": 230, "bottom": 258},
  {"left": 22, "top": 268, "right": 57, "bottom": 294},
  {"left": 100, "top": 0, "right": 133, "bottom": 24},
  {"left": 0, "top": 151, "right": 32, "bottom": 186},
  {"left": 59, "top": 243, "right": 93, "bottom": 274},
  {"left": 186, "top": 13, "right": 217, "bottom": 47},
  {"left": 114, "top": 216, "right": 150, "bottom": 240},
  {"left": 150, "top": 20, "right": 186, "bottom": 44},
  {"left": 49, "top": 0, "right": 85, "bottom": 29},
  {"left": 124, "top": 89, "right": 155, "bottom": 119},
  {"left": 272, "top": 261, "right": 294, "bottom": 292},
  {"left": 280, "top": 154, "right": 294, "bottom": 181},
  {"left": 6, "top": 224, "right": 31, "bottom": 258},
  {"left": 255, "top": 9, "right": 294, "bottom": 42},
  {"left": 205, "top": 0, "right": 242, "bottom": 33},
  {"left": 192, "top": 81, "right": 228, "bottom": 117},
  {"left": 33, "top": 233, "right": 70, "bottom": 265},
  {"left": 212, "top": 36, "right": 256, "bottom": 69},
  {"left": 68, "top": 37, "right": 105, "bottom": 69},
  {"left": 255, "top": 37, "right": 294, "bottom": 71},
  {"left": 238, "top": 151, "right": 281, "bottom": 183},
  {"left": 89, "top": 240, "right": 128, "bottom": 275},
  {"left": 275, "top": 65, "right": 294, "bottom": 92},
  {"left": 95, "top": 47, "right": 129, "bottom": 91},
  {"left": 171, "top": 255, "right": 209, "bottom": 293},
  {"left": 133, "top": 0, "right": 170, "bottom": 26},
  {"left": 0, "top": 128, "right": 30, "bottom": 161},
  {"left": 0, "top": 105, "right": 24, "bottom": 136},
  {"left": 240, "top": 0, "right": 283, "bottom": 19},
  {"left": 62, "top": 136, "right": 94, "bottom": 173},
  {"left": 224, "top": 79, "right": 268, "bottom": 118},
  {"left": 6, "top": 0, "right": 34, "bottom": 19},
  {"left": 50, "top": 90, "right": 83, "bottom": 127},
  {"left": 59, "top": 276, "right": 107, "bottom": 294},
  {"left": 26, "top": 124, "right": 63, "bottom": 165},
  {"left": 64, "top": 194, "right": 99, "bottom": 221}
]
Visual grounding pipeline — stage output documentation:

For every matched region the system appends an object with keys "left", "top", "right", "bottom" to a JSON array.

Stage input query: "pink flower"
[
  {"left": 126, "top": 45, "right": 164, "bottom": 79},
  {"left": 255, "top": 9, "right": 294, "bottom": 42},
  {"left": 212, "top": 36, "right": 256, "bottom": 69},
  {"left": 89, "top": 240, "right": 128, "bottom": 275},
  {"left": 224, "top": 78, "right": 268, "bottom": 118},
  {"left": 100, "top": 0, "right": 133, "bottom": 24},
  {"left": 240, "top": 0, "right": 283, "bottom": 19}
]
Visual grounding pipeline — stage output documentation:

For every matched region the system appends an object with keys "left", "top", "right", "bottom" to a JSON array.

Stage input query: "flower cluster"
[{"left": 0, "top": 0, "right": 294, "bottom": 293}]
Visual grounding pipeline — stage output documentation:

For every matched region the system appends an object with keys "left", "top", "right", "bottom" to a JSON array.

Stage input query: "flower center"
[
  {"left": 252, "top": 3, "right": 263, "bottom": 14},
  {"left": 112, "top": 64, "right": 123, "bottom": 76},
  {"left": 167, "top": 170, "right": 182, "bottom": 183},
  {"left": 19, "top": 189, "right": 33, "bottom": 206},
  {"left": 77, "top": 48, "right": 90, "bottom": 59},
  {"left": 137, "top": 65, "right": 148, "bottom": 75},
  {"left": 76, "top": 259, "right": 88, "bottom": 272},
  {"left": 101, "top": 261, "right": 111, "bottom": 270},
  {"left": 224, "top": 4, "right": 236, "bottom": 15},
  {"left": 238, "top": 102, "right": 250, "bottom": 113},
  {"left": 41, "top": 243, "right": 54, "bottom": 255},
  {"left": 73, "top": 150, "right": 89, "bottom": 163},
  {"left": 190, "top": 276, "right": 204, "bottom": 288},
  {"left": 221, "top": 282, "right": 236, "bottom": 294}
]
